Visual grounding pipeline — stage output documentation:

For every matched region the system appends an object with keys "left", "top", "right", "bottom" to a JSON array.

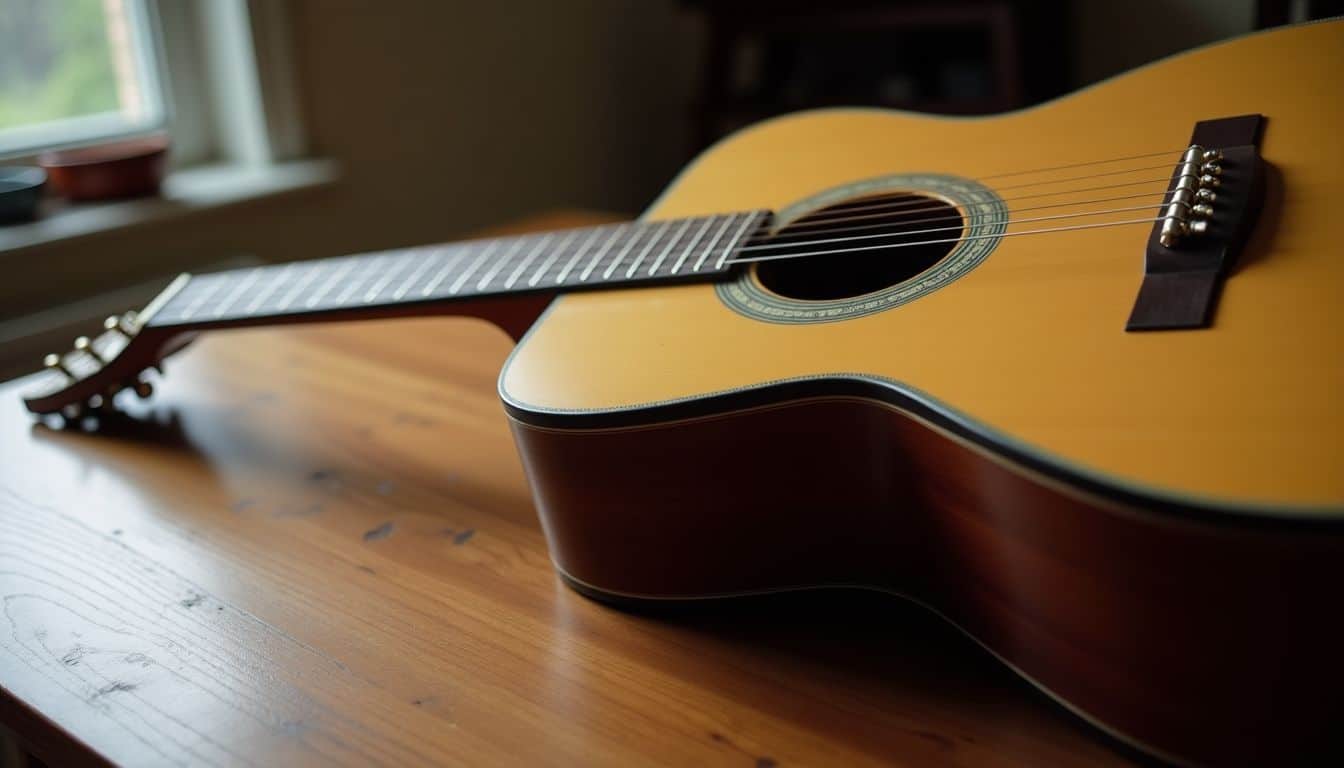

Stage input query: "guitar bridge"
[{"left": 1125, "top": 114, "right": 1266, "bottom": 331}]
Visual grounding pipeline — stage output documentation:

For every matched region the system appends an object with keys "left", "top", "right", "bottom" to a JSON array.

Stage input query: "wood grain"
[{"left": 1, "top": 217, "right": 1129, "bottom": 766}]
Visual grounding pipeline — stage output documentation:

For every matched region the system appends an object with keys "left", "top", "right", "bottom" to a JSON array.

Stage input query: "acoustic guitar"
[{"left": 21, "top": 20, "right": 1343, "bottom": 765}]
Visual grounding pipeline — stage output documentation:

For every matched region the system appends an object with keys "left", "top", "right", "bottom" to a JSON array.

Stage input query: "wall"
[
  {"left": 287, "top": 0, "right": 706, "bottom": 252},
  {"left": 1072, "top": 0, "right": 1256, "bottom": 86}
]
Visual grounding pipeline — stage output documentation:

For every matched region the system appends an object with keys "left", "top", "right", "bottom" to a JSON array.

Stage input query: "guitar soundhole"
[{"left": 754, "top": 193, "right": 963, "bottom": 301}]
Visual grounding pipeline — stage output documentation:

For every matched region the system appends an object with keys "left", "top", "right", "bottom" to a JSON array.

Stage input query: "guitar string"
[
  {"left": 738, "top": 202, "right": 1175, "bottom": 252},
  {"left": 767, "top": 153, "right": 1195, "bottom": 222},
  {"left": 772, "top": 177, "right": 1174, "bottom": 228},
  {"left": 764, "top": 189, "right": 1177, "bottom": 240},
  {"left": 973, "top": 148, "right": 1186, "bottom": 179},
  {"left": 762, "top": 164, "right": 1178, "bottom": 222},
  {"left": 169, "top": 209, "right": 1174, "bottom": 323},
  {"left": 784, "top": 164, "right": 1171, "bottom": 219},
  {"left": 729, "top": 216, "right": 1173, "bottom": 264},
  {"left": 166, "top": 155, "right": 1198, "bottom": 318},
  {"left": 423, "top": 164, "right": 1180, "bottom": 281},
  {"left": 171, "top": 195, "right": 1159, "bottom": 318},
  {"left": 171, "top": 218, "right": 720, "bottom": 317}
]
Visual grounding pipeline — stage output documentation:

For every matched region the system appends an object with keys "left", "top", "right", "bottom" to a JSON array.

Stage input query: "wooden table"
[{"left": 0, "top": 216, "right": 1128, "bottom": 767}]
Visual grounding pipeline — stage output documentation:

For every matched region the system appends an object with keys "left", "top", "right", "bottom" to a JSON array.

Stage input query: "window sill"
[{"left": 0, "top": 158, "right": 340, "bottom": 254}]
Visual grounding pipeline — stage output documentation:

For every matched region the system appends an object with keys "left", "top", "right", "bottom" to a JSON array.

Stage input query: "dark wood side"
[{"left": 508, "top": 396, "right": 1344, "bottom": 766}]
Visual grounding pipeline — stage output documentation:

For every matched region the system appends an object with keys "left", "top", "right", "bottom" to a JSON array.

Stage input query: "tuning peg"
[
  {"left": 44, "top": 353, "right": 74, "bottom": 379},
  {"left": 73, "top": 336, "right": 105, "bottom": 365},
  {"left": 61, "top": 403, "right": 84, "bottom": 420},
  {"left": 104, "top": 315, "right": 129, "bottom": 337}
]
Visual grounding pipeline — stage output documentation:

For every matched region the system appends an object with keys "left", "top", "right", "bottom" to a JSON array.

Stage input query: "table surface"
[{"left": 0, "top": 215, "right": 1128, "bottom": 767}]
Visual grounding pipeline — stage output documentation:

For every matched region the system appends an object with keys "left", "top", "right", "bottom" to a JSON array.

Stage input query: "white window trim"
[
  {"left": 163, "top": 0, "right": 309, "bottom": 168},
  {"left": 0, "top": 0, "right": 166, "bottom": 159}
]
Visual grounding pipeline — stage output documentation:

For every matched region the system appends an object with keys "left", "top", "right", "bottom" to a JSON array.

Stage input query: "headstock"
[{"left": 22, "top": 309, "right": 184, "bottom": 422}]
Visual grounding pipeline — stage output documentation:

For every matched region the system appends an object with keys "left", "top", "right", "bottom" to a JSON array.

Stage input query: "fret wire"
[
  {"left": 528, "top": 229, "right": 580, "bottom": 287},
  {"left": 692, "top": 214, "right": 739, "bottom": 272},
  {"left": 669, "top": 215, "right": 718, "bottom": 274},
  {"left": 212, "top": 267, "right": 264, "bottom": 318},
  {"left": 177, "top": 274, "right": 229, "bottom": 320},
  {"left": 716, "top": 212, "right": 766, "bottom": 270},
  {"left": 160, "top": 214, "right": 755, "bottom": 327},
  {"left": 334, "top": 252, "right": 391, "bottom": 305},
  {"left": 277, "top": 261, "right": 326, "bottom": 310},
  {"left": 391, "top": 248, "right": 439, "bottom": 300},
  {"left": 554, "top": 226, "right": 605, "bottom": 284},
  {"left": 475, "top": 236, "right": 529, "bottom": 292},
  {"left": 529, "top": 224, "right": 635, "bottom": 283},
  {"left": 457, "top": 222, "right": 673, "bottom": 288},
  {"left": 245, "top": 263, "right": 295, "bottom": 314},
  {"left": 420, "top": 245, "right": 471, "bottom": 296},
  {"left": 603, "top": 224, "right": 646, "bottom": 280},
  {"left": 256, "top": 269, "right": 315, "bottom": 314},
  {"left": 449, "top": 240, "right": 502, "bottom": 294},
  {"left": 647, "top": 217, "right": 694, "bottom": 276},
  {"left": 579, "top": 224, "right": 628, "bottom": 282},
  {"left": 627, "top": 220, "right": 671, "bottom": 277},
  {"left": 307, "top": 256, "right": 360, "bottom": 308},
  {"left": 505, "top": 233, "right": 555, "bottom": 289},
  {"left": 364, "top": 251, "right": 419, "bottom": 303}
]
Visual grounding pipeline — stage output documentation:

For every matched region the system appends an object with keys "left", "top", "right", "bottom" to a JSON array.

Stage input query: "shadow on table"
[{"left": 595, "top": 586, "right": 1158, "bottom": 766}]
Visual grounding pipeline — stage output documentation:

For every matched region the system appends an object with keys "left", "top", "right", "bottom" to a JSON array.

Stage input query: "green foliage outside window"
[{"left": 0, "top": 0, "right": 121, "bottom": 130}]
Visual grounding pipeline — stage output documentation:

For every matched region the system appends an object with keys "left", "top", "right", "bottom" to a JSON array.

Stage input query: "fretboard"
[{"left": 147, "top": 211, "right": 770, "bottom": 328}]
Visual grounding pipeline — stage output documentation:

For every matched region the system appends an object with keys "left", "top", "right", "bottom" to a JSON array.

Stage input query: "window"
[
  {"left": 0, "top": 0, "right": 308, "bottom": 168},
  {"left": 0, "top": 0, "right": 165, "bottom": 157}
]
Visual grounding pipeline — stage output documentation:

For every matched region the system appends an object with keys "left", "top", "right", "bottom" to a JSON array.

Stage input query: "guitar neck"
[{"left": 145, "top": 211, "right": 770, "bottom": 330}]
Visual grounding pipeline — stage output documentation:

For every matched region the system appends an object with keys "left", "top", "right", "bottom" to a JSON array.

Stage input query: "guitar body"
[{"left": 501, "top": 22, "right": 1344, "bottom": 765}]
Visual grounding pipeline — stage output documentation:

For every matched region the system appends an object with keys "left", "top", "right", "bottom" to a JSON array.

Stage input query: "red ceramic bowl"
[{"left": 39, "top": 134, "right": 169, "bottom": 201}]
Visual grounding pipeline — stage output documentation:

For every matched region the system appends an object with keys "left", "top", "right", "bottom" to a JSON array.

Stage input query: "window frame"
[
  {"left": 0, "top": 0, "right": 168, "bottom": 159},
  {"left": 0, "top": 0, "right": 306, "bottom": 169}
]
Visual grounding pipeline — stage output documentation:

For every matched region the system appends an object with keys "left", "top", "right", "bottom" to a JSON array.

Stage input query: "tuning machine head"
[{"left": 25, "top": 307, "right": 163, "bottom": 423}]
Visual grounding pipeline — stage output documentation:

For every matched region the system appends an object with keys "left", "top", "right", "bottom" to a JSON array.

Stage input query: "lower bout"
[{"left": 507, "top": 395, "right": 1344, "bottom": 766}]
